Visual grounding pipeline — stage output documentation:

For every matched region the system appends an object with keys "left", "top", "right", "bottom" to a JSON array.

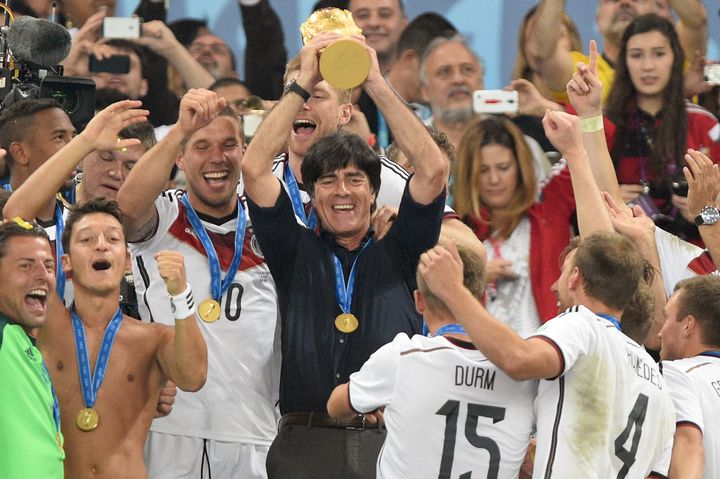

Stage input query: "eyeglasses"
[{"left": 188, "top": 43, "right": 232, "bottom": 56}]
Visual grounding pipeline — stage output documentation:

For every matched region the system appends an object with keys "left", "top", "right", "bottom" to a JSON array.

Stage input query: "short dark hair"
[
  {"left": 674, "top": 275, "right": 720, "bottom": 348},
  {"left": 573, "top": 232, "right": 645, "bottom": 312},
  {"left": 209, "top": 77, "right": 251, "bottom": 93},
  {"left": 119, "top": 121, "right": 157, "bottom": 151},
  {"left": 168, "top": 18, "right": 209, "bottom": 47},
  {"left": 386, "top": 126, "right": 455, "bottom": 169},
  {"left": 0, "top": 220, "right": 50, "bottom": 262},
  {"left": 62, "top": 198, "right": 125, "bottom": 253},
  {"left": 301, "top": 131, "right": 381, "bottom": 204},
  {"left": 396, "top": 12, "right": 456, "bottom": 59},
  {"left": 0, "top": 98, "right": 64, "bottom": 170}
]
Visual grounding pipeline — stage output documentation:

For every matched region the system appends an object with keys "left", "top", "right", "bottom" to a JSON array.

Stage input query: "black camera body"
[{"left": 0, "top": 63, "right": 96, "bottom": 128}]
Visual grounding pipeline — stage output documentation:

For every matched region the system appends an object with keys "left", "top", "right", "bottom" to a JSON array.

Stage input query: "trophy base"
[{"left": 320, "top": 39, "right": 371, "bottom": 90}]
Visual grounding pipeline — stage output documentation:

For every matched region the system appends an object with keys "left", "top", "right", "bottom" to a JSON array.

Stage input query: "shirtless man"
[{"left": 38, "top": 198, "right": 208, "bottom": 478}]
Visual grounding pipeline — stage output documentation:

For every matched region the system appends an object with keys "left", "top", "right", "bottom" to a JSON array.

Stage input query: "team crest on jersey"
[{"left": 250, "top": 233, "right": 264, "bottom": 259}]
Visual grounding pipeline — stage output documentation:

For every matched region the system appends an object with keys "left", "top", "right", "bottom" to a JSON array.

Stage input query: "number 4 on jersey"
[
  {"left": 436, "top": 399, "right": 505, "bottom": 479},
  {"left": 614, "top": 393, "right": 649, "bottom": 479}
]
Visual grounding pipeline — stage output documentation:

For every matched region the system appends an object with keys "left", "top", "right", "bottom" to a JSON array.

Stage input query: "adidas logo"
[{"left": 24, "top": 347, "right": 37, "bottom": 362}]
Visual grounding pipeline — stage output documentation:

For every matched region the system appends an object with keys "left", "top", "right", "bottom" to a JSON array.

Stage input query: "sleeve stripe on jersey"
[
  {"left": 399, "top": 346, "right": 454, "bottom": 356},
  {"left": 648, "top": 473, "right": 668, "bottom": 479},
  {"left": 380, "top": 155, "right": 410, "bottom": 180},
  {"left": 676, "top": 420, "right": 703, "bottom": 433},
  {"left": 529, "top": 335, "right": 565, "bottom": 380},
  {"left": 543, "top": 376, "right": 566, "bottom": 479},
  {"left": 135, "top": 255, "right": 155, "bottom": 323}
]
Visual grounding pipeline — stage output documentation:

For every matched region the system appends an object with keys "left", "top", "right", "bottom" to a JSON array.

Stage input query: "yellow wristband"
[{"left": 580, "top": 115, "right": 604, "bottom": 133}]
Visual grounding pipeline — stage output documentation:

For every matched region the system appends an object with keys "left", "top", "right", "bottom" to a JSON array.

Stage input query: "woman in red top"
[
  {"left": 453, "top": 115, "right": 575, "bottom": 330},
  {"left": 605, "top": 14, "right": 720, "bottom": 242}
]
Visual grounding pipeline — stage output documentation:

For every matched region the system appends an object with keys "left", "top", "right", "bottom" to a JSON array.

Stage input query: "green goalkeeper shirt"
[{"left": 0, "top": 312, "right": 64, "bottom": 478}]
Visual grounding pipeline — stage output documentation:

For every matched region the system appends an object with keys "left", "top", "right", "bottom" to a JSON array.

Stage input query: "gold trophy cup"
[{"left": 300, "top": 8, "right": 371, "bottom": 90}]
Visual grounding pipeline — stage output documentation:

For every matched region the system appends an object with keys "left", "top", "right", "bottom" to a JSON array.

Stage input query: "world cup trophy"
[{"left": 300, "top": 8, "right": 371, "bottom": 90}]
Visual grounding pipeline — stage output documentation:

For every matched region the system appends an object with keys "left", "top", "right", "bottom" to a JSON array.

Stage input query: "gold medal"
[
  {"left": 198, "top": 299, "right": 221, "bottom": 323},
  {"left": 335, "top": 313, "right": 359, "bottom": 333},
  {"left": 76, "top": 407, "right": 99, "bottom": 431}
]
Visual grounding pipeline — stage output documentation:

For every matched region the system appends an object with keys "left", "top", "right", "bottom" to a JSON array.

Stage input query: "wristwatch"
[{"left": 694, "top": 205, "right": 720, "bottom": 226}]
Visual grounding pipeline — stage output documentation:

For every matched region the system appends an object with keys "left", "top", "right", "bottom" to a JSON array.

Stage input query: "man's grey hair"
[{"left": 419, "top": 33, "right": 484, "bottom": 86}]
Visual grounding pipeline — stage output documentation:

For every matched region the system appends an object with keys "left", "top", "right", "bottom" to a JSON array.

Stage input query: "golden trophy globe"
[{"left": 300, "top": 8, "right": 371, "bottom": 90}]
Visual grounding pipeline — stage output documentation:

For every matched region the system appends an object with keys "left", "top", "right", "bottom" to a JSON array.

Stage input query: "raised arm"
[
  {"left": 2, "top": 100, "right": 148, "bottom": 221},
  {"left": 542, "top": 109, "right": 613, "bottom": 236},
  {"left": 419, "top": 242, "right": 562, "bottom": 381},
  {"left": 567, "top": 40, "right": 626, "bottom": 209},
  {"left": 361, "top": 42, "right": 448, "bottom": 204},
  {"left": 239, "top": 0, "right": 287, "bottom": 100},
  {"left": 524, "top": 0, "right": 575, "bottom": 94},
  {"left": 116, "top": 89, "right": 226, "bottom": 241},
  {"left": 154, "top": 251, "right": 207, "bottom": 392},
  {"left": 685, "top": 148, "right": 720, "bottom": 267},
  {"left": 241, "top": 34, "right": 337, "bottom": 207},
  {"left": 670, "top": 0, "right": 708, "bottom": 59},
  {"left": 135, "top": 21, "right": 215, "bottom": 90},
  {"left": 603, "top": 193, "right": 666, "bottom": 350}
]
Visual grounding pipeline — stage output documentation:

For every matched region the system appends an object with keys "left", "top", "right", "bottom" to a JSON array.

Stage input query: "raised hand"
[
  {"left": 79, "top": 100, "right": 149, "bottom": 152},
  {"left": 506, "top": 78, "right": 562, "bottom": 117},
  {"left": 418, "top": 241, "right": 464, "bottom": 303},
  {"left": 603, "top": 192, "right": 655, "bottom": 244},
  {"left": 133, "top": 20, "right": 180, "bottom": 58},
  {"left": 684, "top": 148, "right": 720, "bottom": 217},
  {"left": 542, "top": 110, "right": 583, "bottom": 158},
  {"left": 567, "top": 40, "right": 602, "bottom": 118},
  {"left": 296, "top": 32, "right": 344, "bottom": 89},
  {"left": 155, "top": 251, "right": 188, "bottom": 296},
  {"left": 177, "top": 89, "right": 228, "bottom": 138}
]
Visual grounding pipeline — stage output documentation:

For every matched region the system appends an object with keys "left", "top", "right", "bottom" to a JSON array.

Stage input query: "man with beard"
[
  {"left": 419, "top": 34, "right": 551, "bottom": 180},
  {"left": 188, "top": 33, "right": 237, "bottom": 80},
  {"left": 526, "top": 0, "right": 708, "bottom": 104}
]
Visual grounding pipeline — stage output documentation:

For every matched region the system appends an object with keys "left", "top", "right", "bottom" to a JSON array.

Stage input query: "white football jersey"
[
  {"left": 662, "top": 354, "right": 720, "bottom": 479},
  {"left": 129, "top": 190, "right": 280, "bottom": 445},
  {"left": 349, "top": 333, "right": 536, "bottom": 479},
  {"left": 532, "top": 306, "right": 676, "bottom": 478}
]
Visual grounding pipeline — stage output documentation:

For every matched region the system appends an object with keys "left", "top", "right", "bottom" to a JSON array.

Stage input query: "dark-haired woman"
[{"left": 604, "top": 13, "right": 720, "bottom": 241}]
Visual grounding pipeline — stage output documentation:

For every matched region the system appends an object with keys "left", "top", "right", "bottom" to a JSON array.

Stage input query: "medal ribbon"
[
  {"left": 597, "top": 313, "right": 622, "bottom": 332},
  {"left": 181, "top": 194, "right": 246, "bottom": 301},
  {"left": 433, "top": 323, "right": 467, "bottom": 337},
  {"left": 333, "top": 239, "right": 374, "bottom": 315},
  {"left": 284, "top": 164, "right": 317, "bottom": 228},
  {"left": 41, "top": 360, "right": 61, "bottom": 439},
  {"left": 55, "top": 203, "right": 66, "bottom": 299},
  {"left": 377, "top": 111, "right": 389, "bottom": 150},
  {"left": 700, "top": 350, "right": 720, "bottom": 359},
  {"left": 71, "top": 307, "right": 123, "bottom": 409}
]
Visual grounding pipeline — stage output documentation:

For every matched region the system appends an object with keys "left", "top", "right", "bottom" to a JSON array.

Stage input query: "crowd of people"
[{"left": 0, "top": 0, "right": 719, "bottom": 478}]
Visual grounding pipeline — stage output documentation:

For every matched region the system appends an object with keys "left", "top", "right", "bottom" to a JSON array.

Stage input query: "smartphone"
[
  {"left": 704, "top": 64, "right": 720, "bottom": 86},
  {"left": 473, "top": 90, "right": 519, "bottom": 114},
  {"left": 243, "top": 110, "right": 267, "bottom": 142},
  {"left": 102, "top": 17, "right": 142, "bottom": 39},
  {"left": 89, "top": 55, "right": 130, "bottom": 74}
]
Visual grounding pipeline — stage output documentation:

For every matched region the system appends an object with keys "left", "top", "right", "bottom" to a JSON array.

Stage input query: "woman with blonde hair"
[{"left": 453, "top": 115, "right": 575, "bottom": 335}]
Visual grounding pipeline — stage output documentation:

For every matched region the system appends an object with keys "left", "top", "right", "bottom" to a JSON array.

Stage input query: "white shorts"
[{"left": 144, "top": 431, "right": 269, "bottom": 479}]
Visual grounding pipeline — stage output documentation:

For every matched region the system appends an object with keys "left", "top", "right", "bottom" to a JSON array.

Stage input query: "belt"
[{"left": 278, "top": 412, "right": 382, "bottom": 431}]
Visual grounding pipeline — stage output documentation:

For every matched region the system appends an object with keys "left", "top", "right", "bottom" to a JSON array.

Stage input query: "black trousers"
[{"left": 266, "top": 413, "right": 386, "bottom": 479}]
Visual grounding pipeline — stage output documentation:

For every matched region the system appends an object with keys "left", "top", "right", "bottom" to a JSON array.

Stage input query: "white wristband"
[{"left": 169, "top": 283, "right": 195, "bottom": 321}]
